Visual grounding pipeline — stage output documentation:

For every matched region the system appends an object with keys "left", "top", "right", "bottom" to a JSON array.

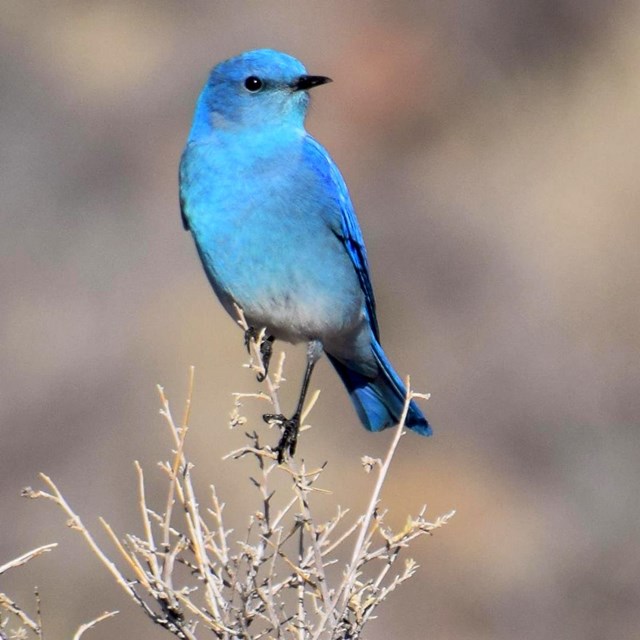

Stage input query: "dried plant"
[
  {"left": 0, "top": 543, "right": 118, "bottom": 639},
  {"left": 15, "top": 316, "right": 453, "bottom": 639}
]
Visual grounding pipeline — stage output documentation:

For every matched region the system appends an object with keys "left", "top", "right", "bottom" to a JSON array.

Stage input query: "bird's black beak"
[{"left": 292, "top": 75, "right": 332, "bottom": 91}]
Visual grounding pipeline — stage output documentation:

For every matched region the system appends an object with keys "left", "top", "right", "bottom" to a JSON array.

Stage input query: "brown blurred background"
[{"left": 2, "top": 1, "right": 640, "bottom": 638}]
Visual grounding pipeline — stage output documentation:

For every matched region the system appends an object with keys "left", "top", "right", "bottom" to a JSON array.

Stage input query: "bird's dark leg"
[
  {"left": 264, "top": 340, "right": 323, "bottom": 463},
  {"left": 244, "top": 327, "right": 275, "bottom": 381}
]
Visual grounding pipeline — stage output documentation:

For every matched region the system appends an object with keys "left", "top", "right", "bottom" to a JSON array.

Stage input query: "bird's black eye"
[{"left": 244, "top": 76, "right": 263, "bottom": 92}]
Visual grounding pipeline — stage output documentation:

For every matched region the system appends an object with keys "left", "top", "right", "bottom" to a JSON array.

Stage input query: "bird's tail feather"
[{"left": 327, "top": 341, "right": 432, "bottom": 436}]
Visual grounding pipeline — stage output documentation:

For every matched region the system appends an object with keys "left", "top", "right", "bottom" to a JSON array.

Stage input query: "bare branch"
[
  {"left": 0, "top": 545, "right": 57, "bottom": 577},
  {"left": 72, "top": 610, "right": 119, "bottom": 640}
]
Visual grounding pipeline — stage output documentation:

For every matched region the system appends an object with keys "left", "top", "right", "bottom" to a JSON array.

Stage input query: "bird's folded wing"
[{"left": 303, "top": 136, "right": 380, "bottom": 340}]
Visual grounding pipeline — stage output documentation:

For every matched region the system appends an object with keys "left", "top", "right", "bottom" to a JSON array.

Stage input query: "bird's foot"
[
  {"left": 244, "top": 327, "right": 274, "bottom": 381},
  {"left": 257, "top": 335, "right": 275, "bottom": 382},
  {"left": 244, "top": 326, "right": 258, "bottom": 352},
  {"left": 263, "top": 413, "right": 300, "bottom": 463}
]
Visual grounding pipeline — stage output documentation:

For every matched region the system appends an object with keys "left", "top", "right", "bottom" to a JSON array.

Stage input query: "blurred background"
[{"left": 2, "top": 1, "right": 640, "bottom": 638}]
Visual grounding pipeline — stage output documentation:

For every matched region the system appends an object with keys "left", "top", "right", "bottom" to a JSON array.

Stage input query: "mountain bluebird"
[{"left": 180, "top": 49, "right": 431, "bottom": 460}]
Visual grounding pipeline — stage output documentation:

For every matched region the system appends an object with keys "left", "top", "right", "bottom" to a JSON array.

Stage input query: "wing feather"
[{"left": 303, "top": 137, "right": 380, "bottom": 340}]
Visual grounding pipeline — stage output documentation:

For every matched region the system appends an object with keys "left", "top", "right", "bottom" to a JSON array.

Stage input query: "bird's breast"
[{"left": 182, "top": 142, "right": 365, "bottom": 344}]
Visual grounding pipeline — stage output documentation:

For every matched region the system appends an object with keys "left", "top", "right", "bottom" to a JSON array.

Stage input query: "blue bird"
[{"left": 179, "top": 49, "right": 431, "bottom": 460}]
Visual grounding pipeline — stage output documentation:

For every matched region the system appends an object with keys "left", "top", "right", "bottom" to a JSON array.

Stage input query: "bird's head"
[{"left": 189, "top": 49, "right": 331, "bottom": 139}]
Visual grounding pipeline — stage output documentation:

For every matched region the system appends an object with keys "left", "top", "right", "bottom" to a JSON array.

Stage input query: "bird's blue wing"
[
  {"left": 179, "top": 192, "right": 190, "bottom": 230},
  {"left": 303, "top": 136, "right": 380, "bottom": 340},
  {"left": 179, "top": 149, "right": 191, "bottom": 231}
]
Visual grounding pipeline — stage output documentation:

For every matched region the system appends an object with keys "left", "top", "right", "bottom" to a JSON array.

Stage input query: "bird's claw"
[
  {"left": 244, "top": 327, "right": 274, "bottom": 381},
  {"left": 263, "top": 413, "right": 300, "bottom": 463},
  {"left": 257, "top": 335, "right": 274, "bottom": 382},
  {"left": 243, "top": 326, "right": 258, "bottom": 352}
]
